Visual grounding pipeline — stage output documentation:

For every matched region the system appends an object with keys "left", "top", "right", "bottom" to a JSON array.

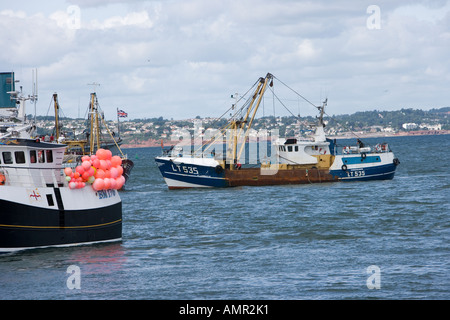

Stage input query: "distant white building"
[
  {"left": 402, "top": 123, "right": 418, "bottom": 130},
  {"left": 427, "top": 124, "right": 442, "bottom": 130}
]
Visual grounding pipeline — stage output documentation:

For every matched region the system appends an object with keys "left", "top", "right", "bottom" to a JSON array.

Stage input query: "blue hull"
[
  {"left": 330, "top": 163, "right": 397, "bottom": 181},
  {"left": 156, "top": 157, "right": 398, "bottom": 188},
  {"left": 155, "top": 157, "right": 227, "bottom": 188}
]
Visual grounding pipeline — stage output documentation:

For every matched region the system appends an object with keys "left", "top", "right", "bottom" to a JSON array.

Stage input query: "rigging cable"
[
  {"left": 268, "top": 86, "right": 300, "bottom": 119},
  {"left": 274, "top": 75, "right": 365, "bottom": 142},
  {"left": 272, "top": 75, "right": 318, "bottom": 109}
]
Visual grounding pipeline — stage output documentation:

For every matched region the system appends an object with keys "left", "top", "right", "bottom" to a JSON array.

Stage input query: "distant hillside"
[
  {"left": 29, "top": 106, "right": 449, "bottom": 144},
  {"left": 327, "top": 107, "right": 449, "bottom": 130}
]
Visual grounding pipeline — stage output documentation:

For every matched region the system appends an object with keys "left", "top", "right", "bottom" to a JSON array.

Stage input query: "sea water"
[{"left": 0, "top": 134, "right": 448, "bottom": 300}]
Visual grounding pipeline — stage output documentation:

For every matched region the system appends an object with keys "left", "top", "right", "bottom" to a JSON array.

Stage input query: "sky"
[{"left": 1, "top": 0, "right": 449, "bottom": 120}]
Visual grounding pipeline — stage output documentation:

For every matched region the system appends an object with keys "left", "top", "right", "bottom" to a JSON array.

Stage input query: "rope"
[
  {"left": 268, "top": 86, "right": 300, "bottom": 119},
  {"left": 99, "top": 110, "right": 125, "bottom": 158},
  {"left": 321, "top": 109, "right": 364, "bottom": 141},
  {"left": 272, "top": 75, "right": 318, "bottom": 109},
  {"left": 273, "top": 75, "right": 363, "bottom": 143}
]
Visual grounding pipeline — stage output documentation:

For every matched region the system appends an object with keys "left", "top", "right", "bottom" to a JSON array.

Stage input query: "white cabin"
[{"left": 0, "top": 138, "right": 66, "bottom": 188}]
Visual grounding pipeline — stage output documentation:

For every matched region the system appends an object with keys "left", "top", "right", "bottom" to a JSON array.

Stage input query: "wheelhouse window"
[
  {"left": 30, "top": 150, "right": 37, "bottom": 163},
  {"left": 46, "top": 150, "right": 53, "bottom": 163},
  {"left": 2, "top": 152, "right": 13, "bottom": 164},
  {"left": 38, "top": 150, "right": 45, "bottom": 163},
  {"left": 15, "top": 151, "right": 26, "bottom": 164}
]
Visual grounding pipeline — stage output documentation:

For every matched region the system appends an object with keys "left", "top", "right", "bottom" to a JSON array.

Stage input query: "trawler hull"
[
  {"left": 0, "top": 186, "right": 122, "bottom": 253},
  {"left": 155, "top": 156, "right": 227, "bottom": 189},
  {"left": 330, "top": 162, "right": 397, "bottom": 181},
  {"left": 155, "top": 156, "right": 340, "bottom": 188},
  {"left": 225, "top": 167, "right": 338, "bottom": 186},
  {"left": 155, "top": 155, "right": 398, "bottom": 189},
  {"left": 329, "top": 152, "right": 399, "bottom": 181}
]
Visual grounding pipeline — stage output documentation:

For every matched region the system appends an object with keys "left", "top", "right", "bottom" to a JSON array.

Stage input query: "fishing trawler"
[
  {"left": 52, "top": 91, "right": 134, "bottom": 185},
  {"left": 0, "top": 137, "right": 122, "bottom": 253},
  {"left": 155, "top": 73, "right": 400, "bottom": 189}
]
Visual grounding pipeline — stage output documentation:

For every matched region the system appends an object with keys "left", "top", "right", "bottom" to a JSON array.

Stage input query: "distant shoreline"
[
  {"left": 333, "top": 129, "right": 450, "bottom": 139},
  {"left": 121, "top": 129, "right": 450, "bottom": 149}
]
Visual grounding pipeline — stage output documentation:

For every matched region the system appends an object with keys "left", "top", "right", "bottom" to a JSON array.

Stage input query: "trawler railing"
[
  {"left": 340, "top": 143, "right": 391, "bottom": 155},
  {"left": 0, "top": 166, "right": 67, "bottom": 188}
]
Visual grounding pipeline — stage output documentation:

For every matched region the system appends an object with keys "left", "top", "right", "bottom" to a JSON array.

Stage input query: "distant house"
[{"left": 402, "top": 123, "right": 418, "bottom": 130}]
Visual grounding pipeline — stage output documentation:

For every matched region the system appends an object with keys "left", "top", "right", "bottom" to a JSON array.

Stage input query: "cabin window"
[
  {"left": 295, "top": 146, "right": 299, "bottom": 152},
  {"left": 30, "top": 150, "right": 37, "bottom": 163},
  {"left": 46, "top": 150, "right": 53, "bottom": 163},
  {"left": 15, "top": 151, "right": 26, "bottom": 164},
  {"left": 288, "top": 146, "right": 293, "bottom": 152},
  {"left": 38, "top": 150, "right": 45, "bottom": 163},
  {"left": 2, "top": 152, "right": 13, "bottom": 164}
]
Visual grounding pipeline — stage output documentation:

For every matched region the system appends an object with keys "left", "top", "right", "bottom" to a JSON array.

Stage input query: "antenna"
[
  {"left": 87, "top": 82, "right": 100, "bottom": 92},
  {"left": 31, "top": 68, "right": 38, "bottom": 122}
]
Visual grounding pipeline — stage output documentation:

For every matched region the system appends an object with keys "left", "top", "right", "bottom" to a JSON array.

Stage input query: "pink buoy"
[
  {"left": 116, "top": 175, "right": 126, "bottom": 189},
  {"left": 110, "top": 167, "right": 119, "bottom": 179},
  {"left": 82, "top": 171, "right": 90, "bottom": 181},
  {"left": 75, "top": 165, "right": 85, "bottom": 175},
  {"left": 110, "top": 178, "right": 117, "bottom": 190},
  {"left": 99, "top": 159, "right": 107, "bottom": 170},
  {"left": 64, "top": 167, "right": 73, "bottom": 176},
  {"left": 92, "top": 158, "right": 100, "bottom": 169},
  {"left": 111, "top": 156, "right": 122, "bottom": 167},
  {"left": 103, "top": 178, "right": 111, "bottom": 190},
  {"left": 82, "top": 161, "right": 91, "bottom": 170},
  {"left": 95, "top": 169, "right": 106, "bottom": 179},
  {"left": 92, "top": 178, "right": 105, "bottom": 191},
  {"left": 96, "top": 148, "right": 108, "bottom": 160}
]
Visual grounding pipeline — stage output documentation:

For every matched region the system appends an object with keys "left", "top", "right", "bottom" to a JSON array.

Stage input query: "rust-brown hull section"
[{"left": 224, "top": 167, "right": 338, "bottom": 187}]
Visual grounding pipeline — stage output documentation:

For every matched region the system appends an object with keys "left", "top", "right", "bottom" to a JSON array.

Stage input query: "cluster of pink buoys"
[{"left": 64, "top": 148, "right": 125, "bottom": 191}]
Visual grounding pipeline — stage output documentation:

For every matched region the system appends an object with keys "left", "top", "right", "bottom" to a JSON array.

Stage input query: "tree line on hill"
[{"left": 31, "top": 106, "right": 449, "bottom": 139}]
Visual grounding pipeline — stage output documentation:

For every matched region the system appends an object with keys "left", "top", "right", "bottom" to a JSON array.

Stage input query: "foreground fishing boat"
[
  {"left": 0, "top": 138, "right": 122, "bottom": 253},
  {"left": 155, "top": 73, "right": 400, "bottom": 189}
]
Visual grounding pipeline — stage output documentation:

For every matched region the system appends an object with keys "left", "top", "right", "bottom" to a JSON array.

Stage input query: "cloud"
[
  {"left": 1, "top": 0, "right": 449, "bottom": 120},
  {"left": 86, "top": 11, "right": 154, "bottom": 30}
]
